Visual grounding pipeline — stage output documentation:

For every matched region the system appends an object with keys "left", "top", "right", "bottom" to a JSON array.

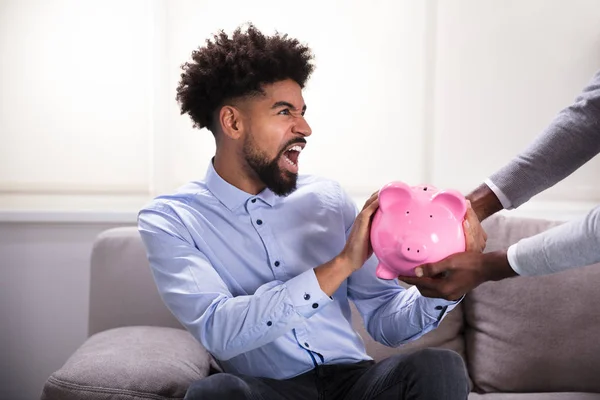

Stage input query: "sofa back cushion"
[
  {"left": 89, "top": 227, "right": 183, "bottom": 335},
  {"left": 465, "top": 215, "right": 600, "bottom": 393}
]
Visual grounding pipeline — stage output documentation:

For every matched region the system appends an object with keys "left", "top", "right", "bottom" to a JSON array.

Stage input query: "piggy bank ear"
[
  {"left": 431, "top": 189, "right": 467, "bottom": 219},
  {"left": 379, "top": 181, "right": 413, "bottom": 212}
]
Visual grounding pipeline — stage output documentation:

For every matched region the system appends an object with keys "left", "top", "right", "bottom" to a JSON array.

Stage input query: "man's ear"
[{"left": 219, "top": 105, "right": 244, "bottom": 140}]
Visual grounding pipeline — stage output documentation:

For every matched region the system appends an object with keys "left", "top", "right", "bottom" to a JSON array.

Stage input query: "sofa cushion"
[
  {"left": 41, "top": 326, "right": 212, "bottom": 400},
  {"left": 465, "top": 215, "right": 600, "bottom": 393},
  {"left": 468, "top": 393, "right": 600, "bottom": 400}
]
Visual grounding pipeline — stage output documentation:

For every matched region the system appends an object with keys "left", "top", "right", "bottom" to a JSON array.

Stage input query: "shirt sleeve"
[
  {"left": 487, "top": 69, "right": 600, "bottom": 208},
  {"left": 506, "top": 205, "right": 600, "bottom": 276},
  {"left": 137, "top": 203, "right": 333, "bottom": 361},
  {"left": 338, "top": 185, "right": 461, "bottom": 347},
  {"left": 484, "top": 177, "right": 513, "bottom": 210}
]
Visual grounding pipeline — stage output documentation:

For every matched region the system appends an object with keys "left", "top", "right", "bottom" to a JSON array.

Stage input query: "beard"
[{"left": 242, "top": 134, "right": 301, "bottom": 197}]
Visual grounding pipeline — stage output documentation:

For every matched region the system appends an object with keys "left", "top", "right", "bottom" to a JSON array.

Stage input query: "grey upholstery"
[
  {"left": 42, "top": 327, "right": 210, "bottom": 400},
  {"left": 88, "top": 227, "right": 182, "bottom": 335},
  {"left": 41, "top": 215, "right": 600, "bottom": 399},
  {"left": 468, "top": 394, "right": 600, "bottom": 400},
  {"left": 466, "top": 216, "right": 600, "bottom": 394}
]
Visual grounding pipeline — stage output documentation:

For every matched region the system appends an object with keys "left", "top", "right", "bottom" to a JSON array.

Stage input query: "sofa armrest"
[{"left": 41, "top": 326, "right": 213, "bottom": 400}]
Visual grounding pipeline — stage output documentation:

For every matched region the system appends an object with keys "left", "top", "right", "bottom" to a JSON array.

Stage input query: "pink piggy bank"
[{"left": 370, "top": 181, "right": 467, "bottom": 279}]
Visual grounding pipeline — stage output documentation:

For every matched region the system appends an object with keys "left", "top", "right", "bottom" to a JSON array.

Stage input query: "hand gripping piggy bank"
[{"left": 370, "top": 181, "right": 467, "bottom": 279}]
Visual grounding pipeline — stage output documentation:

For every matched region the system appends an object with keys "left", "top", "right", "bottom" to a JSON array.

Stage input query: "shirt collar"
[{"left": 205, "top": 160, "right": 277, "bottom": 211}]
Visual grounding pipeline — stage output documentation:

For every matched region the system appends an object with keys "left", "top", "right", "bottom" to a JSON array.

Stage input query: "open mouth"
[{"left": 282, "top": 144, "right": 303, "bottom": 168}]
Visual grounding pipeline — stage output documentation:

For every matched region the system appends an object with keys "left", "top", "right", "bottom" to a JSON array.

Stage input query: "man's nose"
[{"left": 293, "top": 116, "right": 312, "bottom": 137}]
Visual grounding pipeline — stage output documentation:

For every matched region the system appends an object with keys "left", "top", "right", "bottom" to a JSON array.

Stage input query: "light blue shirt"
[{"left": 138, "top": 161, "right": 460, "bottom": 379}]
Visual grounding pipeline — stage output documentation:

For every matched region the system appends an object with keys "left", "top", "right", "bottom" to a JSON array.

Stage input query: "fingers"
[
  {"left": 414, "top": 258, "right": 452, "bottom": 278},
  {"left": 358, "top": 191, "right": 380, "bottom": 222},
  {"left": 361, "top": 191, "right": 379, "bottom": 211},
  {"left": 465, "top": 202, "right": 478, "bottom": 227},
  {"left": 342, "top": 191, "right": 380, "bottom": 270},
  {"left": 463, "top": 201, "right": 476, "bottom": 251},
  {"left": 364, "top": 197, "right": 379, "bottom": 216},
  {"left": 463, "top": 200, "right": 487, "bottom": 252},
  {"left": 463, "top": 219, "right": 477, "bottom": 252}
]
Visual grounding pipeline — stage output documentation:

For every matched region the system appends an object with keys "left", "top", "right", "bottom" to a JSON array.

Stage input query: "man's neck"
[{"left": 213, "top": 150, "right": 266, "bottom": 195}]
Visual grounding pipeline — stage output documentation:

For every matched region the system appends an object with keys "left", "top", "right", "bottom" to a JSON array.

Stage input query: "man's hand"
[
  {"left": 400, "top": 252, "right": 488, "bottom": 300},
  {"left": 462, "top": 200, "right": 487, "bottom": 253},
  {"left": 339, "top": 191, "right": 380, "bottom": 272},
  {"left": 316, "top": 191, "right": 379, "bottom": 296},
  {"left": 399, "top": 251, "right": 517, "bottom": 300}
]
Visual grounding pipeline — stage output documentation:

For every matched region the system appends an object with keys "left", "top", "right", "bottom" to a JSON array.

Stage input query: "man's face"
[{"left": 241, "top": 79, "right": 312, "bottom": 196}]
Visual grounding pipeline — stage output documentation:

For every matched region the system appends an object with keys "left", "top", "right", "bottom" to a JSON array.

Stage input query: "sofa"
[{"left": 41, "top": 215, "right": 600, "bottom": 399}]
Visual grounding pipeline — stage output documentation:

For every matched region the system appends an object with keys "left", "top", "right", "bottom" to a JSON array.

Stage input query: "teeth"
[{"left": 287, "top": 145, "right": 302, "bottom": 152}]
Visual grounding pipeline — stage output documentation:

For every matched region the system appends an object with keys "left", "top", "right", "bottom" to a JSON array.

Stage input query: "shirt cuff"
[
  {"left": 421, "top": 295, "right": 462, "bottom": 322},
  {"left": 285, "top": 269, "right": 333, "bottom": 319},
  {"left": 484, "top": 178, "right": 514, "bottom": 210},
  {"left": 506, "top": 243, "right": 525, "bottom": 275}
]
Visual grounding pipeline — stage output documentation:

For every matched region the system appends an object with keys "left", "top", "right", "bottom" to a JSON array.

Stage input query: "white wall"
[
  {"left": 1, "top": 1, "right": 600, "bottom": 398},
  {"left": 0, "top": 0, "right": 154, "bottom": 213},
  {"left": 2, "top": 0, "right": 600, "bottom": 216},
  {"left": 432, "top": 0, "right": 600, "bottom": 204}
]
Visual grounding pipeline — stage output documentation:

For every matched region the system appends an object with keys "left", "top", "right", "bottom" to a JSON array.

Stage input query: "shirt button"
[
  {"left": 304, "top": 342, "right": 310, "bottom": 348},
  {"left": 435, "top": 306, "right": 443, "bottom": 310},
  {"left": 256, "top": 219, "right": 263, "bottom": 225},
  {"left": 312, "top": 303, "right": 318, "bottom": 309},
  {"left": 274, "top": 261, "right": 280, "bottom": 267},
  {"left": 303, "top": 293, "right": 310, "bottom": 300},
  {"left": 267, "top": 321, "right": 272, "bottom": 326},
  {"left": 251, "top": 199, "right": 256, "bottom": 203}
]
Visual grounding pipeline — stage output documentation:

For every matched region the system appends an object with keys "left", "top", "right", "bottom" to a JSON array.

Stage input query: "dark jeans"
[{"left": 184, "top": 348, "right": 469, "bottom": 400}]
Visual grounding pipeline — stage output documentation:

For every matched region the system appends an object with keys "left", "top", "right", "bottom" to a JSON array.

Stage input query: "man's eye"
[{"left": 278, "top": 109, "right": 291, "bottom": 115}]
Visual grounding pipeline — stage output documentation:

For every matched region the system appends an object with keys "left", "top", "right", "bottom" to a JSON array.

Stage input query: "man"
[
  {"left": 401, "top": 69, "right": 600, "bottom": 300},
  {"left": 138, "top": 24, "right": 479, "bottom": 399}
]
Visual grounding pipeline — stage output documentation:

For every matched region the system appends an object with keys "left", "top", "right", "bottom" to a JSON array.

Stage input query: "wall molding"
[
  {"left": 0, "top": 210, "right": 138, "bottom": 224},
  {"left": 0, "top": 182, "right": 150, "bottom": 196}
]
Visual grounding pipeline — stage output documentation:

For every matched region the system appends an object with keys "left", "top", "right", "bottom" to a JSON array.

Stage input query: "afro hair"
[{"left": 176, "top": 23, "right": 315, "bottom": 132}]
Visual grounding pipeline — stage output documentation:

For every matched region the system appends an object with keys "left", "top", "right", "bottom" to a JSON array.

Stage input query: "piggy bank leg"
[{"left": 376, "top": 264, "right": 398, "bottom": 280}]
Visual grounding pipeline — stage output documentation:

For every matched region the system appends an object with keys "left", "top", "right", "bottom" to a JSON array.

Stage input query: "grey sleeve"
[
  {"left": 509, "top": 205, "right": 600, "bottom": 276},
  {"left": 488, "top": 69, "right": 600, "bottom": 208}
]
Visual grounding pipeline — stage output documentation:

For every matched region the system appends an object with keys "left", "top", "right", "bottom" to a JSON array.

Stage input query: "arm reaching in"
[{"left": 399, "top": 69, "right": 600, "bottom": 296}]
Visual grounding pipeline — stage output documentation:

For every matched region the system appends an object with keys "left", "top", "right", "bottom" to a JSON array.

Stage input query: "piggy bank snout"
[{"left": 399, "top": 240, "right": 428, "bottom": 262}]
